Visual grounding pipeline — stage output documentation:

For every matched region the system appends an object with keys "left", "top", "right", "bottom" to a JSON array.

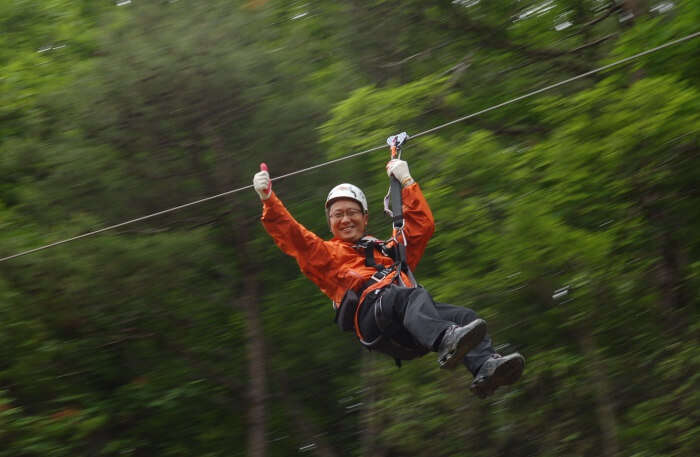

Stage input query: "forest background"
[{"left": 1, "top": 1, "right": 698, "bottom": 456}]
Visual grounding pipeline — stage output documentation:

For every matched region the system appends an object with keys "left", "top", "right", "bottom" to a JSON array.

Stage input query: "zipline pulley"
[{"left": 386, "top": 132, "right": 408, "bottom": 159}]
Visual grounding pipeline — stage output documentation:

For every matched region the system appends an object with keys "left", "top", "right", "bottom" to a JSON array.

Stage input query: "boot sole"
[
  {"left": 470, "top": 354, "right": 524, "bottom": 398},
  {"left": 439, "top": 319, "right": 487, "bottom": 370}
]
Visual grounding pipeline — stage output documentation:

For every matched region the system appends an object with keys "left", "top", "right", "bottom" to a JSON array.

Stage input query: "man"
[{"left": 253, "top": 159, "right": 524, "bottom": 398}]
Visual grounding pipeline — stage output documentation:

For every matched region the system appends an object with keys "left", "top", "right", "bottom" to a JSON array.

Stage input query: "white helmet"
[{"left": 325, "top": 183, "right": 368, "bottom": 214}]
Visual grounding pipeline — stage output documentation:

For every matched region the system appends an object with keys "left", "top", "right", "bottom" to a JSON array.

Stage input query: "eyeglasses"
[{"left": 329, "top": 209, "right": 364, "bottom": 220}]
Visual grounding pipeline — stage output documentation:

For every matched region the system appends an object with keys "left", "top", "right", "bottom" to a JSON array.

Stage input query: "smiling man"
[
  {"left": 326, "top": 185, "right": 368, "bottom": 243},
  {"left": 252, "top": 160, "right": 524, "bottom": 398}
]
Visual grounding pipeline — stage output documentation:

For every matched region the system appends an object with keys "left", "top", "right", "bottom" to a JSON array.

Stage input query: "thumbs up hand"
[{"left": 253, "top": 163, "right": 272, "bottom": 200}]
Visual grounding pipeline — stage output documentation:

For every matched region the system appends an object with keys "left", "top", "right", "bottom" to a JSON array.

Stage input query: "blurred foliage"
[{"left": 1, "top": 1, "right": 698, "bottom": 456}]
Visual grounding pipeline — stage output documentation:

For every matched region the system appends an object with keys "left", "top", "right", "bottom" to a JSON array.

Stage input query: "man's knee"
[{"left": 435, "top": 302, "right": 479, "bottom": 325}]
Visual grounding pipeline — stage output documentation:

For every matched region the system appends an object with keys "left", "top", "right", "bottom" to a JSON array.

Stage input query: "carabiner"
[{"left": 386, "top": 132, "right": 408, "bottom": 159}]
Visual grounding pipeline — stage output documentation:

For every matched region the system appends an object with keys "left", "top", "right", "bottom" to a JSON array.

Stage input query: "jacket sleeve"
[
  {"left": 260, "top": 191, "right": 334, "bottom": 289},
  {"left": 400, "top": 182, "right": 435, "bottom": 270}
]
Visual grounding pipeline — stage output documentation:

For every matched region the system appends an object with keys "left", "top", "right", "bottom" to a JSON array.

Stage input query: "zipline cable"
[
  {"left": 1, "top": 31, "right": 697, "bottom": 263},
  {"left": 410, "top": 31, "right": 699, "bottom": 140},
  {"left": 410, "top": 32, "right": 700, "bottom": 139},
  {"left": 0, "top": 145, "right": 388, "bottom": 263}
]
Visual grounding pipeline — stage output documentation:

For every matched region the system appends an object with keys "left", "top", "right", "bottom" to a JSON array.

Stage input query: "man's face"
[{"left": 328, "top": 198, "right": 368, "bottom": 243}]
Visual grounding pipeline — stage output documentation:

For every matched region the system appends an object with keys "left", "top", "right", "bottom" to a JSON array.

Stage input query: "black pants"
[{"left": 359, "top": 285, "right": 495, "bottom": 374}]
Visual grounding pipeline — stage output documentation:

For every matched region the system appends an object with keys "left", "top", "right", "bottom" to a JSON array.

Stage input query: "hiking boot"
[
  {"left": 470, "top": 353, "right": 525, "bottom": 398},
  {"left": 437, "top": 319, "right": 487, "bottom": 370}
]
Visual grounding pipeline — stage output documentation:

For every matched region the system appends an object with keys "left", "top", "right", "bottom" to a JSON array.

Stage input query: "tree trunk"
[
  {"left": 187, "top": 121, "right": 269, "bottom": 456},
  {"left": 656, "top": 231, "right": 688, "bottom": 328},
  {"left": 241, "top": 271, "right": 267, "bottom": 457},
  {"left": 639, "top": 192, "right": 688, "bottom": 331},
  {"left": 232, "top": 218, "right": 268, "bottom": 457},
  {"left": 577, "top": 324, "right": 620, "bottom": 457}
]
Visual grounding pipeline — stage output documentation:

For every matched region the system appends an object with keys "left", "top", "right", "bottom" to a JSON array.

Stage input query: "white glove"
[
  {"left": 253, "top": 170, "right": 271, "bottom": 200},
  {"left": 386, "top": 159, "right": 414, "bottom": 187}
]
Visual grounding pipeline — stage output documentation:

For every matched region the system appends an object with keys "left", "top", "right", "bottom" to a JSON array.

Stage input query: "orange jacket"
[{"left": 261, "top": 182, "right": 435, "bottom": 306}]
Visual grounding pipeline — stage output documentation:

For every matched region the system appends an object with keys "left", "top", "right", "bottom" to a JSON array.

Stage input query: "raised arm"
[
  {"left": 386, "top": 159, "right": 435, "bottom": 270},
  {"left": 253, "top": 166, "right": 333, "bottom": 286}
]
